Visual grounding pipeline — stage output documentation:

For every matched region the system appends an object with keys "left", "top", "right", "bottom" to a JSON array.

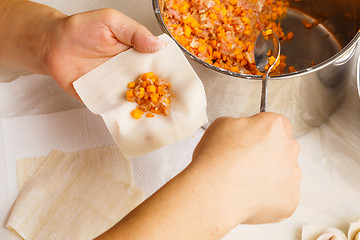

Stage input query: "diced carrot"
[
  {"left": 179, "top": 2, "right": 190, "bottom": 13},
  {"left": 198, "top": 44, "right": 207, "bottom": 53},
  {"left": 268, "top": 56, "right": 276, "bottom": 65},
  {"left": 287, "top": 31, "right": 294, "bottom": 40},
  {"left": 171, "top": 4, "right": 179, "bottom": 9},
  {"left": 150, "top": 93, "right": 159, "bottom": 103},
  {"left": 210, "top": 40, "right": 217, "bottom": 49},
  {"left": 138, "top": 87, "right": 145, "bottom": 98},
  {"left": 242, "top": 17, "right": 250, "bottom": 24},
  {"left": 230, "top": 66, "right": 239, "bottom": 72},
  {"left": 213, "top": 51, "right": 221, "bottom": 59},
  {"left": 229, "top": 0, "right": 237, "bottom": 6},
  {"left": 146, "top": 113, "right": 154, "bottom": 118},
  {"left": 312, "top": 19, "right": 320, "bottom": 27},
  {"left": 141, "top": 72, "right": 154, "bottom": 80},
  {"left": 240, "top": 59, "right": 248, "bottom": 66},
  {"left": 244, "top": 30, "right": 251, "bottom": 35},
  {"left": 288, "top": 66, "right": 296, "bottom": 73},
  {"left": 183, "top": 16, "right": 194, "bottom": 24},
  {"left": 263, "top": 29, "right": 273, "bottom": 36},
  {"left": 184, "top": 24, "right": 192, "bottom": 37},
  {"left": 213, "top": 6, "right": 221, "bottom": 12},
  {"left": 128, "top": 82, "right": 135, "bottom": 88},
  {"left": 146, "top": 85, "right": 156, "bottom": 93},
  {"left": 236, "top": 54, "right": 243, "bottom": 60},
  {"left": 126, "top": 90, "right": 134, "bottom": 98},
  {"left": 141, "top": 81, "right": 148, "bottom": 88},
  {"left": 131, "top": 108, "right": 143, "bottom": 119},
  {"left": 266, "top": 49, "right": 272, "bottom": 57}
]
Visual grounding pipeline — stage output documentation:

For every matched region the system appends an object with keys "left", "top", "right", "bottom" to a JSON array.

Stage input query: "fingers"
[{"left": 103, "top": 9, "right": 166, "bottom": 53}]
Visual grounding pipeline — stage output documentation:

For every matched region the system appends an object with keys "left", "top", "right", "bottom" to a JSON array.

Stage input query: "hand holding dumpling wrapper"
[{"left": 73, "top": 34, "right": 208, "bottom": 158}]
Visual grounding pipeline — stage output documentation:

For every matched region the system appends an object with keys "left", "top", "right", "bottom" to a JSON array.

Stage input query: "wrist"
[
  {"left": 188, "top": 155, "right": 252, "bottom": 227},
  {"left": 0, "top": 0, "right": 66, "bottom": 73},
  {"left": 30, "top": 7, "right": 66, "bottom": 75},
  {"left": 184, "top": 164, "right": 248, "bottom": 234}
]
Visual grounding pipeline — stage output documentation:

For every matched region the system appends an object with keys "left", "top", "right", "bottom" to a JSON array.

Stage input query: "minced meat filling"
[
  {"left": 163, "top": 0, "right": 291, "bottom": 75},
  {"left": 126, "top": 72, "right": 172, "bottom": 119}
]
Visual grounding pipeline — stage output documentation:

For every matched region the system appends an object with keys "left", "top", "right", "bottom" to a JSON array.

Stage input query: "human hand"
[
  {"left": 44, "top": 8, "right": 165, "bottom": 98},
  {"left": 190, "top": 112, "right": 301, "bottom": 226},
  {"left": 94, "top": 113, "right": 301, "bottom": 240}
]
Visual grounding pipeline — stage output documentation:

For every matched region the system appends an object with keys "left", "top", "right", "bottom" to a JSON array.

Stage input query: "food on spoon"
[
  {"left": 264, "top": 55, "right": 280, "bottom": 71},
  {"left": 163, "top": 0, "right": 291, "bottom": 75},
  {"left": 126, "top": 72, "right": 173, "bottom": 119}
]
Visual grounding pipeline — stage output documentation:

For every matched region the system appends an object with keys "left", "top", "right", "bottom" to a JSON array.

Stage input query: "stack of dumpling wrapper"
[{"left": 7, "top": 146, "right": 143, "bottom": 240}]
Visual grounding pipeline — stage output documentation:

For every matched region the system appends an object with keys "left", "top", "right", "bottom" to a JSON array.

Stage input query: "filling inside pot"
[
  {"left": 161, "top": 0, "right": 359, "bottom": 76},
  {"left": 162, "top": 0, "right": 293, "bottom": 75}
]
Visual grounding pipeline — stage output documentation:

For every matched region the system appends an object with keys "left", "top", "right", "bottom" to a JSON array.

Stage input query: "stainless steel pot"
[{"left": 153, "top": 0, "right": 360, "bottom": 136}]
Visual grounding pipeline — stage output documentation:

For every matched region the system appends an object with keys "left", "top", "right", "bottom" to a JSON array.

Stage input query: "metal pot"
[{"left": 153, "top": 0, "right": 360, "bottom": 136}]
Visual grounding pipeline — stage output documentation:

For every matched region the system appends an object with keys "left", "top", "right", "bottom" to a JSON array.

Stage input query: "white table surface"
[{"left": 1, "top": 0, "right": 360, "bottom": 239}]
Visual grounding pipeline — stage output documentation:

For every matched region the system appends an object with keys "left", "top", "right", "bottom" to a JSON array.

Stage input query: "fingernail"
[{"left": 148, "top": 36, "right": 167, "bottom": 52}]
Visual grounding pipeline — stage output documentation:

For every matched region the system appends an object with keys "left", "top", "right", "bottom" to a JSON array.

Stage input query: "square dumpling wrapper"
[{"left": 73, "top": 34, "right": 208, "bottom": 158}]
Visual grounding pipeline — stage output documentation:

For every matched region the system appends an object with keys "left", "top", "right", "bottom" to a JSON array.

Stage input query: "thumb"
[
  {"left": 130, "top": 27, "right": 167, "bottom": 53},
  {"left": 107, "top": 11, "right": 166, "bottom": 53}
]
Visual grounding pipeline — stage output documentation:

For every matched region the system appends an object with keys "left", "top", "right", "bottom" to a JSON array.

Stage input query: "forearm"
[
  {"left": 96, "top": 167, "right": 239, "bottom": 240},
  {"left": 0, "top": 0, "right": 65, "bottom": 73}
]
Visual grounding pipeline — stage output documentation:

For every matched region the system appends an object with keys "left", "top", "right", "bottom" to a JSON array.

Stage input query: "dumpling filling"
[{"left": 126, "top": 72, "right": 173, "bottom": 119}]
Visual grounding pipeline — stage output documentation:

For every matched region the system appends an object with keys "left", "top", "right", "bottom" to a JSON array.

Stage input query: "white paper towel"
[{"left": 0, "top": 75, "right": 83, "bottom": 118}]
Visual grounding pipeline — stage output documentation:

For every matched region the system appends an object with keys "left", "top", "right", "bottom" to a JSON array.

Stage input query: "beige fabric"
[
  {"left": 7, "top": 146, "right": 143, "bottom": 240},
  {"left": 73, "top": 34, "right": 208, "bottom": 158}
]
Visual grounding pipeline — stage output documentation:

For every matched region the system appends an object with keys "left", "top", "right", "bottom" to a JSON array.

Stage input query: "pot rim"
[{"left": 152, "top": 0, "right": 360, "bottom": 80}]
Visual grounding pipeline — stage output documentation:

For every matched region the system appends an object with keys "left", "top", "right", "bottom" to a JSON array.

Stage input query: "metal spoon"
[{"left": 254, "top": 29, "right": 281, "bottom": 112}]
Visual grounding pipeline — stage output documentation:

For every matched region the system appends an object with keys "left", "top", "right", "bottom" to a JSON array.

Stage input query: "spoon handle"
[{"left": 260, "top": 73, "right": 269, "bottom": 112}]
